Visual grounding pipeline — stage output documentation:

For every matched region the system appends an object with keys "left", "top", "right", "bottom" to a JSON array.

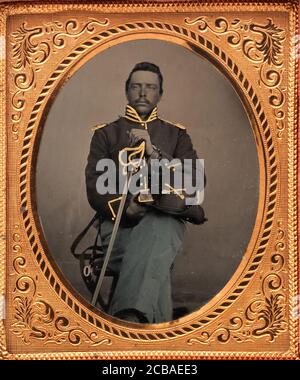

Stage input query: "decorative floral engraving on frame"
[
  {"left": 187, "top": 220, "right": 287, "bottom": 345},
  {"left": 10, "top": 18, "right": 109, "bottom": 140},
  {"left": 12, "top": 294, "right": 112, "bottom": 346},
  {"left": 185, "top": 16, "right": 286, "bottom": 139},
  {"left": 11, "top": 226, "right": 111, "bottom": 347}
]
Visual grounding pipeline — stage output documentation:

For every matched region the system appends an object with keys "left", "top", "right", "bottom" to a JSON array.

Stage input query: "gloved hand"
[
  {"left": 126, "top": 194, "right": 148, "bottom": 220},
  {"left": 129, "top": 129, "right": 154, "bottom": 156}
]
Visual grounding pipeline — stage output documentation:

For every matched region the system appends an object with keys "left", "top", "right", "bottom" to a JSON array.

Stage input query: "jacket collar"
[{"left": 124, "top": 104, "right": 158, "bottom": 124}]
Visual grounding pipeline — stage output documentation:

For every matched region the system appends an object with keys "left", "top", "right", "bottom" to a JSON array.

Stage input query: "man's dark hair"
[{"left": 125, "top": 62, "right": 163, "bottom": 95}]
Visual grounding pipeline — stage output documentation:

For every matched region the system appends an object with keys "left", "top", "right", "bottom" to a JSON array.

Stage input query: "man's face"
[{"left": 126, "top": 70, "right": 162, "bottom": 117}]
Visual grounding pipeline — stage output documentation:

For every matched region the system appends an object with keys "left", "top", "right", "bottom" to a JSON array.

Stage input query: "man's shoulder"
[
  {"left": 91, "top": 117, "right": 122, "bottom": 133},
  {"left": 91, "top": 123, "right": 107, "bottom": 132},
  {"left": 159, "top": 118, "right": 187, "bottom": 131}
]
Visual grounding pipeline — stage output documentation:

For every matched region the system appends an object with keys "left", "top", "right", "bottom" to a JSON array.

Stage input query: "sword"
[{"left": 91, "top": 141, "right": 145, "bottom": 307}]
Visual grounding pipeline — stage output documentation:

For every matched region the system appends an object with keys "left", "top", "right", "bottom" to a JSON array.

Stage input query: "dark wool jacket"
[{"left": 85, "top": 106, "right": 205, "bottom": 225}]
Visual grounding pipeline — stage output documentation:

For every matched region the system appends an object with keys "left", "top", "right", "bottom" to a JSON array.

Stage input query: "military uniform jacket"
[{"left": 85, "top": 105, "right": 205, "bottom": 225}]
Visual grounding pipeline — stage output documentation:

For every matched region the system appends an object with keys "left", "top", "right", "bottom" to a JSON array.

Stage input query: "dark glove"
[
  {"left": 151, "top": 193, "right": 206, "bottom": 225},
  {"left": 126, "top": 194, "right": 148, "bottom": 221}
]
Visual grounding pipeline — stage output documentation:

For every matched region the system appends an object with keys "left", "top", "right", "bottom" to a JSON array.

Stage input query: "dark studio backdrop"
[{"left": 36, "top": 39, "right": 259, "bottom": 315}]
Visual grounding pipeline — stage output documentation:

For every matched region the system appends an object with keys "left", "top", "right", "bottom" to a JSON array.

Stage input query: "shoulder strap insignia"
[
  {"left": 160, "top": 118, "right": 186, "bottom": 130},
  {"left": 91, "top": 123, "right": 107, "bottom": 132},
  {"left": 175, "top": 122, "right": 186, "bottom": 130}
]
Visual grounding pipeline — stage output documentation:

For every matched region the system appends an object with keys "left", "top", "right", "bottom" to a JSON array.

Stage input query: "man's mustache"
[{"left": 134, "top": 98, "right": 150, "bottom": 104}]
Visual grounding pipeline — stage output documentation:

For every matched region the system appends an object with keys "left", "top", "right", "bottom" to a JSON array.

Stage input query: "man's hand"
[
  {"left": 129, "top": 129, "right": 154, "bottom": 156},
  {"left": 126, "top": 195, "right": 147, "bottom": 220}
]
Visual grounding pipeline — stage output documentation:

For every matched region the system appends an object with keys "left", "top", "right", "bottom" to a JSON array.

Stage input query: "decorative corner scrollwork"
[
  {"left": 11, "top": 226, "right": 111, "bottom": 347},
  {"left": 243, "top": 20, "right": 284, "bottom": 66},
  {"left": 187, "top": 220, "right": 287, "bottom": 345},
  {"left": 185, "top": 16, "right": 286, "bottom": 139},
  {"left": 12, "top": 295, "right": 111, "bottom": 346},
  {"left": 10, "top": 18, "right": 109, "bottom": 140},
  {"left": 11, "top": 18, "right": 109, "bottom": 70}
]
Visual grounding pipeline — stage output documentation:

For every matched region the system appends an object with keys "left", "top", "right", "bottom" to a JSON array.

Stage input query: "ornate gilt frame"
[{"left": 0, "top": 0, "right": 299, "bottom": 360}]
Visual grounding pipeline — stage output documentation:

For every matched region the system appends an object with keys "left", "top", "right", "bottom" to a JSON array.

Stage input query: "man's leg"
[
  {"left": 100, "top": 219, "right": 132, "bottom": 274},
  {"left": 108, "top": 210, "right": 186, "bottom": 323},
  {"left": 155, "top": 272, "right": 173, "bottom": 323}
]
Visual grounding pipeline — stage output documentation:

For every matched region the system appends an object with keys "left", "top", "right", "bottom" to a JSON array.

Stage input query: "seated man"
[{"left": 85, "top": 62, "right": 205, "bottom": 323}]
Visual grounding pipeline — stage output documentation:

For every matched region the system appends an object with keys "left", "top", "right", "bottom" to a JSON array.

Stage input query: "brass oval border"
[{"left": 19, "top": 21, "right": 276, "bottom": 340}]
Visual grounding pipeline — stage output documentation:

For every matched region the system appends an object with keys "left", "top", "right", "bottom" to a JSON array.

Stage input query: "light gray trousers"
[{"left": 100, "top": 210, "right": 186, "bottom": 323}]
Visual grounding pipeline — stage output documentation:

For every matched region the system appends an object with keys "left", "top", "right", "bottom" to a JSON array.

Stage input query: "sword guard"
[{"left": 138, "top": 190, "right": 154, "bottom": 203}]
